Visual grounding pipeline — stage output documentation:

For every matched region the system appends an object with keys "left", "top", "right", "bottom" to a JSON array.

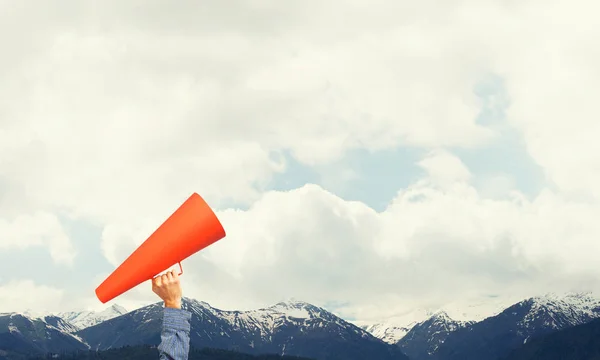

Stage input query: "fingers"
[
  {"left": 153, "top": 270, "right": 179, "bottom": 288},
  {"left": 151, "top": 269, "right": 182, "bottom": 307}
]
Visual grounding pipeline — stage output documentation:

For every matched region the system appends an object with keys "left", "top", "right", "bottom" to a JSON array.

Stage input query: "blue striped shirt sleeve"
[{"left": 158, "top": 307, "right": 192, "bottom": 360}]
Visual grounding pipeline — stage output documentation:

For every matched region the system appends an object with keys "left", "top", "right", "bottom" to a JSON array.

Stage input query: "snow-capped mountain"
[
  {"left": 356, "top": 308, "right": 435, "bottom": 344},
  {"left": 358, "top": 295, "right": 518, "bottom": 346},
  {"left": 516, "top": 292, "right": 600, "bottom": 331},
  {"left": 77, "top": 298, "right": 409, "bottom": 360},
  {"left": 397, "top": 310, "right": 474, "bottom": 359},
  {"left": 55, "top": 304, "right": 127, "bottom": 330},
  {"left": 199, "top": 299, "right": 375, "bottom": 342},
  {"left": 428, "top": 292, "right": 600, "bottom": 360},
  {"left": 0, "top": 312, "right": 89, "bottom": 355},
  {"left": 360, "top": 322, "right": 412, "bottom": 344}
]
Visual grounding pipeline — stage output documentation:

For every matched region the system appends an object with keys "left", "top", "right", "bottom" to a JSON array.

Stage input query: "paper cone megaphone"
[{"left": 95, "top": 192, "right": 226, "bottom": 303}]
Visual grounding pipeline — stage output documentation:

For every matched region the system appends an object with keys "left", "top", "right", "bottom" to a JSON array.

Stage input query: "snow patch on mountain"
[
  {"left": 359, "top": 323, "right": 410, "bottom": 344},
  {"left": 7, "top": 324, "right": 20, "bottom": 334},
  {"left": 516, "top": 292, "right": 600, "bottom": 330},
  {"left": 56, "top": 304, "right": 128, "bottom": 330},
  {"left": 269, "top": 301, "right": 312, "bottom": 319},
  {"left": 42, "top": 315, "right": 81, "bottom": 333},
  {"left": 355, "top": 308, "right": 435, "bottom": 344}
]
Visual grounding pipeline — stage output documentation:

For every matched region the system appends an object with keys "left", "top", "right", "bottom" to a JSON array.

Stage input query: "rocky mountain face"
[{"left": 502, "top": 317, "right": 600, "bottom": 360}]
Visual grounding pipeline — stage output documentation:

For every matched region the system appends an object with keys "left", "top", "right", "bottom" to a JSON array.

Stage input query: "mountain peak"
[
  {"left": 22, "top": 308, "right": 48, "bottom": 319},
  {"left": 55, "top": 303, "right": 129, "bottom": 330},
  {"left": 267, "top": 300, "right": 319, "bottom": 319},
  {"left": 97, "top": 303, "right": 127, "bottom": 317},
  {"left": 182, "top": 296, "right": 211, "bottom": 307},
  {"left": 522, "top": 292, "right": 600, "bottom": 313},
  {"left": 432, "top": 310, "right": 451, "bottom": 320},
  {"left": 532, "top": 291, "right": 596, "bottom": 302},
  {"left": 181, "top": 297, "right": 219, "bottom": 315},
  {"left": 275, "top": 299, "right": 312, "bottom": 307}
]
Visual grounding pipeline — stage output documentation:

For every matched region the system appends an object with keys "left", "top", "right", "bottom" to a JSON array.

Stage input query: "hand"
[{"left": 152, "top": 270, "right": 182, "bottom": 309}]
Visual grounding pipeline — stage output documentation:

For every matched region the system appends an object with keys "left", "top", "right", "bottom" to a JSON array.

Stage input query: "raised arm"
[{"left": 152, "top": 270, "right": 191, "bottom": 360}]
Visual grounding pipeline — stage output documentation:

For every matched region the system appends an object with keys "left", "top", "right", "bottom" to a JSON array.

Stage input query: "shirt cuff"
[{"left": 163, "top": 307, "right": 192, "bottom": 332}]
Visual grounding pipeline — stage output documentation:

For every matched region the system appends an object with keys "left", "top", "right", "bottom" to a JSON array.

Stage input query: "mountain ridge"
[
  {"left": 73, "top": 297, "right": 408, "bottom": 360},
  {"left": 4, "top": 292, "right": 600, "bottom": 360}
]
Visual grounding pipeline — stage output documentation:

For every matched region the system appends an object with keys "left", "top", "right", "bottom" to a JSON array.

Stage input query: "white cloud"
[
  {"left": 417, "top": 149, "right": 471, "bottom": 183},
  {"left": 469, "top": 0, "right": 600, "bottom": 199},
  {"left": 163, "top": 158, "right": 600, "bottom": 319},
  {"left": 475, "top": 174, "right": 517, "bottom": 200},
  {"left": 0, "top": 280, "right": 64, "bottom": 313},
  {"left": 0, "top": 0, "right": 499, "bottom": 222},
  {"left": 0, "top": 0, "right": 498, "bottom": 285},
  {"left": 1, "top": 0, "right": 600, "bottom": 322},
  {"left": 0, "top": 212, "right": 76, "bottom": 266}
]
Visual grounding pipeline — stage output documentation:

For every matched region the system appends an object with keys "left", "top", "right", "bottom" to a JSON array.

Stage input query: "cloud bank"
[{"left": 1, "top": 0, "right": 600, "bottom": 320}]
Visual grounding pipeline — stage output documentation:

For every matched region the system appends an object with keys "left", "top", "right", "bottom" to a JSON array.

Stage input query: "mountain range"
[
  {"left": 2, "top": 292, "right": 600, "bottom": 360},
  {"left": 366, "top": 292, "right": 600, "bottom": 360},
  {"left": 0, "top": 298, "right": 407, "bottom": 360}
]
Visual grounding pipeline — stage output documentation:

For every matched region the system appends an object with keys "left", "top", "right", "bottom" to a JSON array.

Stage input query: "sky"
[{"left": 2, "top": 0, "right": 600, "bottom": 324}]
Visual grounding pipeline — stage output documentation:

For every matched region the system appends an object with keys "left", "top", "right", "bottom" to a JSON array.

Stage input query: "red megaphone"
[{"left": 95, "top": 192, "right": 226, "bottom": 303}]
